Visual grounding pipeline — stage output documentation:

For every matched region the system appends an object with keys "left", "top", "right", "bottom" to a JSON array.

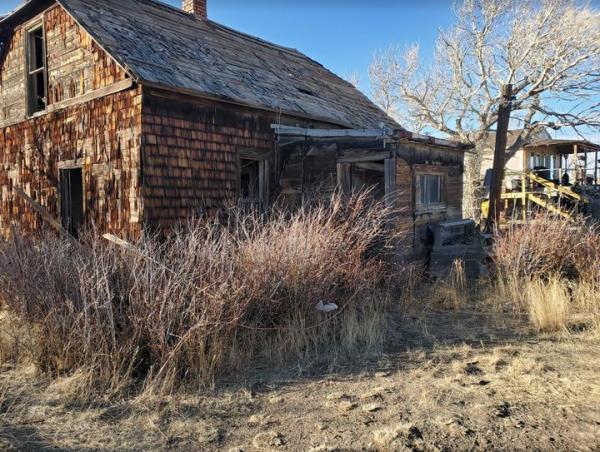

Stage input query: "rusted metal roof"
[{"left": 1, "top": 0, "right": 399, "bottom": 129}]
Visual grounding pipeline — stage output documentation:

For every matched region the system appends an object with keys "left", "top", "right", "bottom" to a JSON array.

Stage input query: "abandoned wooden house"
[{"left": 0, "top": 0, "right": 470, "bottom": 254}]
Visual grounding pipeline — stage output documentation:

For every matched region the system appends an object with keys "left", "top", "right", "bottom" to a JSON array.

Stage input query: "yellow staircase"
[{"left": 481, "top": 171, "right": 589, "bottom": 222}]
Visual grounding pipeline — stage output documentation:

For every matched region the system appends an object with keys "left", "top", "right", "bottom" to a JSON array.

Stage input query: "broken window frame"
[{"left": 25, "top": 23, "right": 48, "bottom": 116}]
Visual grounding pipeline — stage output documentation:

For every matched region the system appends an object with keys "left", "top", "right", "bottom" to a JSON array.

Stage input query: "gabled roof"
[{"left": 1, "top": 0, "right": 399, "bottom": 130}]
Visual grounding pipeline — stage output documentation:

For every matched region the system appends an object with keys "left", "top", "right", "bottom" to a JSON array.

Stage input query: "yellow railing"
[{"left": 481, "top": 170, "right": 586, "bottom": 222}]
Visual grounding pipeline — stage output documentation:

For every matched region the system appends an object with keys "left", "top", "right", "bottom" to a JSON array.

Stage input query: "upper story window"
[{"left": 26, "top": 25, "right": 47, "bottom": 115}]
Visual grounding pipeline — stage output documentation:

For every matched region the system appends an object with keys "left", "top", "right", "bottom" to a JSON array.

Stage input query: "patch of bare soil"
[{"left": 1, "top": 307, "right": 599, "bottom": 451}]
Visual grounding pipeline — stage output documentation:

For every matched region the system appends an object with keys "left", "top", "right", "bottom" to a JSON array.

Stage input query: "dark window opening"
[
  {"left": 240, "top": 159, "right": 260, "bottom": 202},
  {"left": 27, "top": 26, "right": 47, "bottom": 114},
  {"left": 350, "top": 162, "right": 386, "bottom": 199},
  {"left": 239, "top": 155, "right": 269, "bottom": 209},
  {"left": 60, "top": 168, "right": 84, "bottom": 237}
]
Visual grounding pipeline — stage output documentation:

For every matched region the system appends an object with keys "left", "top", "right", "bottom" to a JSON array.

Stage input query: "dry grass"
[
  {"left": 0, "top": 193, "right": 403, "bottom": 396},
  {"left": 491, "top": 214, "right": 600, "bottom": 334},
  {"left": 525, "top": 276, "right": 570, "bottom": 333},
  {"left": 1, "top": 307, "right": 598, "bottom": 451}
]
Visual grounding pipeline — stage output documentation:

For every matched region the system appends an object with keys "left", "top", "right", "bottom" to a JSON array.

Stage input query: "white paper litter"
[{"left": 315, "top": 300, "right": 338, "bottom": 312}]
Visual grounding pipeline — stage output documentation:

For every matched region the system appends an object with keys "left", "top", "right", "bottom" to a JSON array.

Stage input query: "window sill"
[
  {"left": 27, "top": 110, "right": 47, "bottom": 120},
  {"left": 415, "top": 204, "right": 447, "bottom": 215}
]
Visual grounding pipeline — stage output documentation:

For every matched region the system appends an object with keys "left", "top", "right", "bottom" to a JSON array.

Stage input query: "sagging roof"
[{"left": 1, "top": 0, "right": 399, "bottom": 130}]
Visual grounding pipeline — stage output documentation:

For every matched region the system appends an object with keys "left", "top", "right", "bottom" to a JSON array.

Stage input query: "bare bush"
[
  {"left": 491, "top": 214, "right": 600, "bottom": 331},
  {"left": 492, "top": 214, "right": 600, "bottom": 282},
  {"left": 0, "top": 193, "right": 402, "bottom": 394}
]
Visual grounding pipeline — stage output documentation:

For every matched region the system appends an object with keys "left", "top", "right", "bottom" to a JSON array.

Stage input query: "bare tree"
[
  {"left": 370, "top": 0, "right": 600, "bottom": 216},
  {"left": 343, "top": 71, "right": 363, "bottom": 90}
]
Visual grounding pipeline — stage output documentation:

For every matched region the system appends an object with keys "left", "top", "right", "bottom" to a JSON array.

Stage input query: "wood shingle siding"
[
  {"left": 141, "top": 91, "right": 268, "bottom": 228},
  {"left": 0, "top": 87, "right": 143, "bottom": 238},
  {"left": 44, "top": 5, "right": 128, "bottom": 105},
  {"left": 0, "top": 28, "right": 26, "bottom": 123}
]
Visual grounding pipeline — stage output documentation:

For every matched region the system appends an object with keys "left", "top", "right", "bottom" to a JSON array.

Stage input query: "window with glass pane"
[
  {"left": 27, "top": 26, "right": 47, "bottom": 115},
  {"left": 418, "top": 174, "right": 443, "bottom": 205}
]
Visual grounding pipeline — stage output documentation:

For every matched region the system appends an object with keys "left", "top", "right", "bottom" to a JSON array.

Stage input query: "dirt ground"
[{"left": 1, "top": 305, "right": 599, "bottom": 451}]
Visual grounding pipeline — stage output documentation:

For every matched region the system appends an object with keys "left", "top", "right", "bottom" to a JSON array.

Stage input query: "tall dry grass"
[
  {"left": 491, "top": 214, "right": 600, "bottom": 333},
  {"left": 526, "top": 276, "right": 570, "bottom": 333},
  {"left": 0, "top": 193, "right": 403, "bottom": 394}
]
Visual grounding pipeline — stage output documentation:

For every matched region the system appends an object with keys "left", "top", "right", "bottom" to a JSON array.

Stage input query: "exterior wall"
[
  {"left": 140, "top": 91, "right": 276, "bottom": 230},
  {"left": 481, "top": 148, "right": 525, "bottom": 189},
  {"left": 0, "top": 27, "right": 26, "bottom": 123},
  {"left": 394, "top": 142, "right": 464, "bottom": 256},
  {"left": 139, "top": 89, "right": 338, "bottom": 231},
  {"left": 0, "top": 3, "right": 140, "bottom": 239},
  {"left": 0, "top": 87, "right": 143, "bottom": 238},
  {"left": 280, "top": 147, "right": 338, "bottom": 202},
  {"left": 44, "top": 5, "right": 128, "bottom": 105},
  {"left": 0, "top": 3, "right": 129, "bottom": 125}
]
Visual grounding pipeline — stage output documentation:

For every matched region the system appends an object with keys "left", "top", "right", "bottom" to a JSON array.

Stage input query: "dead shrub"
[
  {"left": 0, "top": 193, "right": 403, "bottom": 394},
  {"left": 493, "top": 214, "right": 600, "bottom": 282},
  {"left": 491, "top": 214, "right": 600, "bottom": 332}
]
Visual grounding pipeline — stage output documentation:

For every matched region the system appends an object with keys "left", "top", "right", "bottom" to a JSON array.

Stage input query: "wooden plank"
[
  {"left": 384, "top": 157, "right": 396, "bottom": 209},
  {"left": 271, "top": 124, "right": 389, "bottom": 139},
  {"left": 103, "top": 233, "right": 138, "bottom": 251},
  {"left": 46, "top": 78, "right": 134, "bottom": 113},
  {"left": 0, "top": 78, "right": 134, "bottom": 129},
  {"left": 13, "top": 186, "right": 70, "bottom": 236},
  {"left": 337, "top": 150, "right": 390, "bottom": 163},
  {"left": 337, "top": 163, "right": 351, "bottom": 193},
  {"left": 354, "top": 162, "right": 385, "bottom": 172}
]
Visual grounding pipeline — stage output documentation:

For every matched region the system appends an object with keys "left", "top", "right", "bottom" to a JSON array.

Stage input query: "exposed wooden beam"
[
  {"left": 337, "top": 150, "right": 390, "bottom": 163},
  {"left": 0, "top": 79, "right": 134, "bottom": 129},
  {"left": 354, "top": 162, "right": 385, "bottom": 172},
  {"left": 271, "top": 124, "right": 390, "bottom": 138}
]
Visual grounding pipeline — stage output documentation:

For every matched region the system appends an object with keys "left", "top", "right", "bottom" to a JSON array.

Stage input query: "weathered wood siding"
[
  {"left": 0, "top": 86, "right": 143, "bottom": 238},
  {"left": 279, "top": 146, "right": 338, "bottom": 203},
  {"left": 394, "top": 142, "right": 464, "bottom": 255},
  {"left": 140, "top": 91, "right": 276, "bottom": 230},
  {"left": 45, "top": 5, "right": 128, "bottom": 105},
  {"left": 0, "top": 28, "right": 26, "bottom": 124},
  {"left": 0, "top": 3, "right": 140, "bottom": 238},
  {"left": 0, "top": 3, "right": 129, "bottom": 126}
]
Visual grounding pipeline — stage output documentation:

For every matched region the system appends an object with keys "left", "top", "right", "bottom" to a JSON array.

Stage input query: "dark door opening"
[{"left": 60, "top": 168, "right": 84, "bottom": 237}]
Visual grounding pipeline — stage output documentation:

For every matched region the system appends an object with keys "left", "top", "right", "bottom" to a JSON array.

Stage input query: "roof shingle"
[{"left": 39, "top": 0, "right": 399, "bottom": 129}]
